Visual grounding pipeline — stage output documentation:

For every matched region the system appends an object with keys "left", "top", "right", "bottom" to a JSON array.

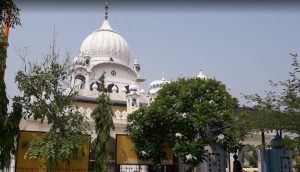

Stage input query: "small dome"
[
  {"left": 149, "top": 77, "right": 169, "bottom": 95},
  {"left": 121, "top": 87, "right": 127, "bottom": 93},
  {"left": 197, "top": 70, "right": 207, "bottom": 79},
  {"left": 140, "top": 89, "right": 145, "bottom": 94},
  {"left": 79, "top": 20, "right": 130, "bottom": 65},
  {"left": 111, "top": 85, "right": 118, "bottom": 92},
  {"left": 149, "top": 78, "right": 169, "bottom": 89},
  {"left": 73, "top": 56, "right": 86, "bottom": 66},
  {"left": 134, "top": 59, "right": 139, "bottom": 65},
  {"left": 149, "top": 89, "right": 156, "bottom": 95},
  {"left": 92, "top": 83, "right": 98, "bottom": 90},
  {"left": 129, "top": 84, "right": 138, "bottom": 91}
]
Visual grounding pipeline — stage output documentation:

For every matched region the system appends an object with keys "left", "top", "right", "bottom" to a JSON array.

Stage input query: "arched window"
[
  {"left": 75, "top": 75, "right": 86, "bottom": 89},
  {"left": 107, "top": 83, "right": 119, "bottom": 93},
  {"left": 90, "top": 81, "right": 101, "bottom": 91},
  {"left": 132, "top": 98, "right": 137, "bottom": 107},
  {"left": 125, "top": 85, "right": 130, "bottom": 94}
]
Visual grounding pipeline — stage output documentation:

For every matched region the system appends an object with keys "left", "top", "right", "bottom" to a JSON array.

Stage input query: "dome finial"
[
  {"left": 161, "top": 72, "right": 165, "bottom": 81},
  {"left": 197, "top": 70, "right": 207, "bottom": 79},
  {"left": 104, "top": 0, "right": 109, "bottom": 20}
]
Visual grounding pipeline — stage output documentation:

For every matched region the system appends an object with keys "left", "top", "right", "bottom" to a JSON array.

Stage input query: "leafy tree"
[
  {"left": 239, "top": 145, "right": 258, "bottom": 168},
  {"left": 275, "top": 54, "right": 300, "bottom": 133},
  {"left": 243, "top": 91, "right": 284, "bottom": 147},
  {"left": 283, "top": 136, "right": 300, "bottom": 171},
  {"left": 276, "top": 54, "right": 300, "bottom": 170},
  {"left": 0, "top": 29, "right": 22, "bottom": 170},
  {"left": 243, "top": 54, "right": 300, "bottom": 137},
  {"left": 0, "top": 0, "right": 21, "bottom": 28},
  {"left": 127, "top": 77, "right": 241, "bottom": 171},
  {"left": 244, "top": 91, "right": 280, "bottom": 131},
  {"left": 91, "top": 73, "right": 115, "bottom": 172},
  {"left": 243, "top": 54, "right": 300, "bottom": 170},
  {"left": 15, "top": 39, "right": 90, "bottom": 171},
  {"left": 221, "top": 107, "right": 253, "bottom": 153},
  {"left": 0, "top": 0, "right": 21, "bottom": 169}
]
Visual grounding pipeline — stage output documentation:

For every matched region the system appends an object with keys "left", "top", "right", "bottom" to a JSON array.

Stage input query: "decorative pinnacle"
[
  {"left": 162, "top": 72, "right": 165, "bottom": 81},
  {"left": 105, "top": 0, "right": 109, "bottom": 20}
]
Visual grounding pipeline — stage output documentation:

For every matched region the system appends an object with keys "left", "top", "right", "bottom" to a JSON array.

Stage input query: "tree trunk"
[
  {"left": 152, "top": 164, "right": 162, "bottom": 172},
  {"left": 186, "top": 165, "right": 195, "bottom": 172},
  {"left": 261, "top": 131, "right": 265, "bottom": 147}
]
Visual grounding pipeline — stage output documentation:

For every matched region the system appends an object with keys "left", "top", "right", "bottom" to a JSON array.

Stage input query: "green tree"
[
  {"left": 0, "top": 0, "right": 21, "bottom": 28},
  {"left": 239, "top": 145, "right": 258, "bottom": 168},
  {"left": 0, "top": 0, "right": 21, "bottom": 169},
  {"left": 127, "top": 77, "right": 241, "bottom": 171},
  {"left": 15, "top": 39, "right": 89, "bottom": 171},
  {"left": 276, "top": 54, "right": 300, "bottom": 170},
  {"left": 0, "top": 30, "right": 22, "bottom": 171},
  {"left": 275, "top": 54, "right": 300, "bottom": 133},
  {"left": 243, "top": 54, "right": 300, "bottom": 170},
  {"left": 91, "top": 73, "right": 115, "bottom": 172},
  {"left": 243, "top": 54, "right": 300, "bottom": 136},
  {"left": 244, "top": 91, "right": 284, "bottom": 147},
  {"left": 283, "top": 136, "right": 300, "bottom": 171}
]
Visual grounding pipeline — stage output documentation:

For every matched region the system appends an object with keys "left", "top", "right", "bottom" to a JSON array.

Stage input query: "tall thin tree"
[
  {"left": 91, "top": 73, "right": 115, "bottom": 172},
  {"left": 0, "top": 1, "right": 21, "bottom": 170}
]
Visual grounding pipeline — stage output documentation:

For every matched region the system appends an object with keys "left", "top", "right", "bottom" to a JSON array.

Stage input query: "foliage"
[
  {"left": 127, "top": 77, "right": 241, "bottom": 168},
  {"left": 239, "top": 145, "right": 258, "bottom": 168},
  {"left": 274, "top": 55, "right": 300, "bottom": 170},
  {"left": 24, "top": 132, "right": 88, "bottom": 168},
  {"left": 0, "top": 30, "right": 22, "bottom": 170},
  {"left": 243, "top": 91, "right": 283, "bottom": 133},
  {"left": 0, "top": 0, "right": 21, "bottom": 28},
  {"left": 91, "top": 73, "right": 115, "bottom": 172},
  {"left": 0, "top": 101, "right": 22, "bottom": 170},
  {"left": 243, "top": 54, "right": 300, "bottom": 170},
  {"left": 283, "top": 136, "right": 300, "bottom": 171},
  {"left": 244, "top": 54, "right": 300, "bottom": 134},
  {"left": 275, "top": 54, "right": 300, "bottom": 133},
  {"left": 221, "top": 107, "right": 253, "bottom": 153},
  {"left": 15, "top": 40, "right": 89, "bottom": 171},
  {"left": 0, "top": 1, "right": 22, "bottom": 167},
  {"left": 0, "top": 31, "right": 8, "bottom": 107}
]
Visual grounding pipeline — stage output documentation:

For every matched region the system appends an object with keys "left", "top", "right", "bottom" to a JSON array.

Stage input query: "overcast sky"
[{"left": 5, "top": 1, "right": 300, "bottom": 106}]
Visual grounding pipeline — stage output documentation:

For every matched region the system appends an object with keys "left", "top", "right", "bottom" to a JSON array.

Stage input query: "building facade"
[{"left": 16, "top": 6, "right": 278, "bottom": 172}]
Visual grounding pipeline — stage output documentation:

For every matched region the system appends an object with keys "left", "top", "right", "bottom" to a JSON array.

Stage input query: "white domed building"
[
  {"left": 70, "top": 15, "right": 173, "bottom": 171},
  {"left": 72, "top": 19, "right": 144, "bottom": 97},
  {"left": 16, "top": 4, "right": 277, "bottom": 172}
]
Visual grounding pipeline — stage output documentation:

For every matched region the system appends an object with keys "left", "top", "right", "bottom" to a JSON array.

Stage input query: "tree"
[
  {"left": 242, "top": 56, "right": 300, "bottom": 146},
  {"left": 244, "top": 91, "right": 284, "bottom": 147},
  {"left": 283, "top": 135, "right": 300, "bottom": 171},
  {"left": 239, "top": 145, "right": 258, "bottom": 168},
  {"left": 0, "top": 0, "right": 21, "bottom": 28},
  {"left": 243, "top": 54, "right": 300, "bottom": 170},
  {"left": 91, "top": 73, "right": 115, "bottom": 172},
  {"left": 243, "top": 54, "right": 300, "bottom": 136},
  {"left": 15, "top": 39, "right": 90, "bottom": 171},
  {"left": 273, "top": 54, "right": 300, "bottom": 170},
  {"left": 275, "top": 54, "right": 300, "bottom": 133},
  {"left": 127, "top": 77, "right": 241, "bottom": 171},
  {"left": 0, "top": 0, "right": 21, "bottom": 170},
  {"left": 0, "top": 29, "right": 22, "bottom": 171}
]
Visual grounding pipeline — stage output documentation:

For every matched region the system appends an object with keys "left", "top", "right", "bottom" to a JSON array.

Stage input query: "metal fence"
[{"left": 119, "top": 165, "right": 148, "bottom": 172}]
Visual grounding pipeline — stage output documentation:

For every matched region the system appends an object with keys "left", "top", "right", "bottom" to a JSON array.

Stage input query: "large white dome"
[{"left": 80, "top": 20, "right": 130, "bottom": 65}]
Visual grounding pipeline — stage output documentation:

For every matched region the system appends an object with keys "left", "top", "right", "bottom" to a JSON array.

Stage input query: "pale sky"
[{"left": 5, "top": 1, "right": 300, "bottom": 106}]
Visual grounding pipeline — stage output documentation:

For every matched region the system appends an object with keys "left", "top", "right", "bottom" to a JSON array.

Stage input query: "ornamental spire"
[{"left": 104, "top": 0, "right": 109, "bottom": 20}]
